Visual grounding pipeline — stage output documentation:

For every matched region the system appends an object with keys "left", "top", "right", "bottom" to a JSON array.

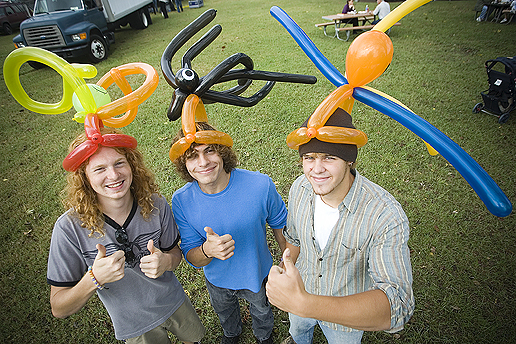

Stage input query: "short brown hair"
[{"left": 172, "top": 122, "right": 238, "bottom": 182}]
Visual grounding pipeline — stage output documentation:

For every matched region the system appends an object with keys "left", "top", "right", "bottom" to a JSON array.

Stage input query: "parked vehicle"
[
  {"left": 12, "top": 0, "right": 152, "bottom": 65},
  {"left": 0, "top": 1, "right": 31, "bottom": 35}
]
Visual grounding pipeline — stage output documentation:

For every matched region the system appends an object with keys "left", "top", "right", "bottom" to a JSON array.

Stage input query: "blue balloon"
[
  {"left": 354, "top": 87, "right": 512, "bottom": 217},
  {"left": 270, "top": 6, "right": 347, "bottom": 87},
  {"left": 270, "top": 6, "right": 512, "bottom": 217}
]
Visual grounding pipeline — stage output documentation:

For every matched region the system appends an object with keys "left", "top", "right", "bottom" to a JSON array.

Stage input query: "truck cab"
[{"left": 13, "top": 0, "right": 114, "bottom": 64}]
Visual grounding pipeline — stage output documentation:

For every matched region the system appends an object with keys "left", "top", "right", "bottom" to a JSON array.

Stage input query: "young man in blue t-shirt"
[{"left": 171, "top": 121, "right": 287, "bottom": 344}]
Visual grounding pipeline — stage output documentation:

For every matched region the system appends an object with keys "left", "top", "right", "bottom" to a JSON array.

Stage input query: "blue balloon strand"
[
  {"left": 270, "top": 6, "right": 347, "bottom": 87},
  {"left": 270, "top": 6, "right": 512, "bottom": 217},
  {"left": 354, "top": 87, "right": 512, "bottom": 217}
]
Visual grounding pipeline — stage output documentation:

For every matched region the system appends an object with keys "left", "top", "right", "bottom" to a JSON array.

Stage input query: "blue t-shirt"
[{"left": 172, "top": 169, "right": 287, "bottom": 293}]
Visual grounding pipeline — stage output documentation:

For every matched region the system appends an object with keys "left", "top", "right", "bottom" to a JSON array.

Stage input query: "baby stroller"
[{"left": 473, "top": 56, "right": 516, "bottom": 124}]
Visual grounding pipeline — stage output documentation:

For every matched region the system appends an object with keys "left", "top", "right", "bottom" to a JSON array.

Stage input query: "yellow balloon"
[
  {"left": 373, "top": 0, "right": 432, "bottom": 33},
  {"left": 3, "top": 47, "right": 97, "bottom": 115}
]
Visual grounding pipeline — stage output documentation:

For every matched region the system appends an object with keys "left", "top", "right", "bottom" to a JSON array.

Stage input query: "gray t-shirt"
[{"left": 47, "top": 194, "right": 186, "bottom": 340}]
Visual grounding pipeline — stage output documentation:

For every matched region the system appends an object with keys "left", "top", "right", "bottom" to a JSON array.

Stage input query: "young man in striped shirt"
[{"left": 266, "top": 108, "right": 414, "bottom": 344}]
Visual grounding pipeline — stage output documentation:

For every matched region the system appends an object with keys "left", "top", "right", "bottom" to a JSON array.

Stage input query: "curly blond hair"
[{"left": 63, "top": 127, "right": 159, "bottom": 237}]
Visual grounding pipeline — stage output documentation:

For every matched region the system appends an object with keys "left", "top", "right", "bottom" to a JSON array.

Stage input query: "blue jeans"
[
  {"left": 289, "top": 313, "right": 364, "bottom": 344},
  {"left": 175, "top": 0, "right": 182, "bottom": 12},
  {"left": 205, "top": 277, "right": 273, "bottom": 341}
]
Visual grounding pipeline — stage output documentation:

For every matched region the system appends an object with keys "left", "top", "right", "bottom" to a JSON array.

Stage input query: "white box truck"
[{"left": 13, "top": 0, "right": 153, "bottom": 65}]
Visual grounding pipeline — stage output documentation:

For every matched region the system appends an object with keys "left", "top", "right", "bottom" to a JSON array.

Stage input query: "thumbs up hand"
[
  {"left": 91, "top": 243, "right": 126, "bottom": 285},
  {"left": 266, "top": 248, "right": 308, "bottom": 314},
  {"left": 140, "top": 239, "right": 169, "bottom": 279},
  {"left": 202, "top": 226, "right": 235, "bottom": 260}
]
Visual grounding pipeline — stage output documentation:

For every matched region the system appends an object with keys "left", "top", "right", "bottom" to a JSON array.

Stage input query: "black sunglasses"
[
  {"left": 104, "top": 200, "right": 139, "bottom": 266},
  {"left": 115, "top": 227, "right": 137, "bottom": 265}
]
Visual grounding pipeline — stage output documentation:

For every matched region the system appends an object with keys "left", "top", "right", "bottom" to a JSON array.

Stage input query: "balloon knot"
[
  {"left": 185, "top": 134, "right": 195, "bottom": 143},
  {"left": 91, "top": 133, "right": 103, "bottom": 144},
  {"left": 306, "top": 127, "right": 317, "bottom": 138}
]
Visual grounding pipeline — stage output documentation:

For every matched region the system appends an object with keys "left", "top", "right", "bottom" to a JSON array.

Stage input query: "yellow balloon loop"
[{"left": 3, "top": 47, "right": 96, "bottom": 116}]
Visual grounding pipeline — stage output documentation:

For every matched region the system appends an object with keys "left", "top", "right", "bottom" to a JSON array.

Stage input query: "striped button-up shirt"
[{"left": 284, "top": 171, "right": 414, "bottom": 333}]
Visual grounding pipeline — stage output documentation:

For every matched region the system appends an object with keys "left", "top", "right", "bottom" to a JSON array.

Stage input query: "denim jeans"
[
  {"left": 175, "top": 0, "right": 182, "bottom": 12},
  {"left": 205, "top": 277, "right": 273, "bottom": 341},
  {"left": 289, "top": 313, "right": 364, "bottom": 344}
]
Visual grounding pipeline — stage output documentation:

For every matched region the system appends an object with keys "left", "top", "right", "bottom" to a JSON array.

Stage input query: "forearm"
[
  {"left": 164, "top": 246, "right": 183, "bottom": 271},
  {"left": 273, "top": 228, "right": 287, "bottom": 253},
  {"left": 50, "top": 274, "right": 98, "bottom": 318},
  {"left": 186, "top": 244, "right": 212, "bottom": 268},
  {"left": 292, "top": 289, "right": 391, "bottom": 331}
]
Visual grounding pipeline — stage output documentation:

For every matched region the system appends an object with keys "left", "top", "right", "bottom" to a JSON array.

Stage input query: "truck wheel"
[
  {"left": 88, "top": 34, "right": 108, "bottom": 63},
  {"left": 2, "top": 23, "right": 13, "bottom": 35},
  {"left": 130, "top": 9, "right": 149, "bottom": 29}
]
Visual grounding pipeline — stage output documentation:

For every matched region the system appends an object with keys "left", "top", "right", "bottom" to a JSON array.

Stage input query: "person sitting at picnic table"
[
  {"left": 500, "top": 0, "right": 516, "bottom": 23},
  {"left": 371, "top": 0, "right": 391, "bottom": 25},
  {"left": 342, "top": 0, "right": 359, "bottom": 33},
  {"left": 475, "top": 0, "right": 497, "bottom": 21}
]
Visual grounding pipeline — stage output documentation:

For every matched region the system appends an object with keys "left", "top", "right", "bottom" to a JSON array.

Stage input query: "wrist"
[
  {"left": 88, "top": 266, "right": 106, "bottom": 290},
  {"left": 295, "top": 291, "right": 314, "bottom": 318},
  {"left": 201, "top": 242, "right": 212, "bottom": 259}
]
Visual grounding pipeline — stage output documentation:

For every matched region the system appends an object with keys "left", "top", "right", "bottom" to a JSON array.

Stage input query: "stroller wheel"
[
  {"left": 498, "top": 113, "right": 510, "bottom": 124},
  {"left": 473, "top": 102, "right": 484, "bottom": 113}
]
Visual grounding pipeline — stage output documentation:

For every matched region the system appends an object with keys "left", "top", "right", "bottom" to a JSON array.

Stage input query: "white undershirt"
[{"left": 314, "top": 195, "right": 340, "bottom": 250}]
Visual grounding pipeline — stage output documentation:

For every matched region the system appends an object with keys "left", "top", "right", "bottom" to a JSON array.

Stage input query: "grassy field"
[{"left": 1, "top": 0, "right": 515, "bottom": 343}]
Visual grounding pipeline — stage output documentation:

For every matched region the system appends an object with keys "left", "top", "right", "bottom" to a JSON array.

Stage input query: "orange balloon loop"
[
  {"left": 307, "top": 85, "right": 354, "bottom": 129},
  {"left": 169, "top": 94, "right": 233, "bottom": 162},
  {"left": 96, "top": 63, "right": 159, "bottom": 128}
]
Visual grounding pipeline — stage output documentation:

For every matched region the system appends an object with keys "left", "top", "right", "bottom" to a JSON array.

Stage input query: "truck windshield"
[{"left": 34, "top": 0, "right": 84, "bottom": 14}]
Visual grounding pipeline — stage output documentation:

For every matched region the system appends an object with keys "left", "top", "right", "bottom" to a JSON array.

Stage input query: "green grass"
[{"left": 1, "top": 0, "right": 515, "bottom": 343}]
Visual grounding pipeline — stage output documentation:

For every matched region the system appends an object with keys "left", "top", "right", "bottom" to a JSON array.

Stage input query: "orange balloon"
[
  {"left": 168, "top": 94, "right": 233, "bottom": 162},
  {"left": 345, "top": 31, "right": 393, "bottom": 88},
  {"left": 307, "top": 85, "right": 353, "bottom": 128},
  {"left": 96, "top": 63, "right": 159, "bottom": 127},
  {"left": 316, "top": 126, "right": 367, "bottom": 147}
]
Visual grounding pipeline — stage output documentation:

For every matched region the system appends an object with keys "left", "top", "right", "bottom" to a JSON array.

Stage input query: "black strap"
[{"left": 103, "top": 200, "right": 138, "bottom": 231}]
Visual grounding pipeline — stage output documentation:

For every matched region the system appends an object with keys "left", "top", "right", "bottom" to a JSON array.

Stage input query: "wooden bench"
[
  {"left": 315, "top": 22, "right": 337, "bottom": 37},
  {"left": 336, "top": 22, "right": 401, "bottom": 41}
]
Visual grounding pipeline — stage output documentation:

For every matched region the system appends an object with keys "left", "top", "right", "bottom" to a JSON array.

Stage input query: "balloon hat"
[
  {"left": 162, "top": 9, "right": 318, "bottom": 161},
  {"left": 3, "top": 47, "right": 159, "bottom": 171},
  {"left": 271, "top": 1, "right": 512, "bottom": 217},
  {"left": 168, "top": 94, "right": 233, "bottom": 161}
]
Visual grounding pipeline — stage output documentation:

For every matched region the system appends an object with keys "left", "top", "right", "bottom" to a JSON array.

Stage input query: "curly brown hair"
[
  {"left": 172, "top": 122, "right": 238, "bottom": 182},
  {"left": 63, "top": 127, "right": 159, "bottom": 237}
]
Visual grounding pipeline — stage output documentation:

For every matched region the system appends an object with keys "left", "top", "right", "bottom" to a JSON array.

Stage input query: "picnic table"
[
  {"left": 316, "top": 12, "right": 400, "bottom": 41},
  {"left": 487, "top": 1, "right": 511, "bottom": 22}
]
